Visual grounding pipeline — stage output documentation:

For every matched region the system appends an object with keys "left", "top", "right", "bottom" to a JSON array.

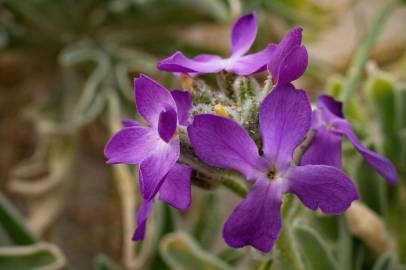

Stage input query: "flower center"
[{"left": 267, "top": 168, "right": 277, "bottom": 181}]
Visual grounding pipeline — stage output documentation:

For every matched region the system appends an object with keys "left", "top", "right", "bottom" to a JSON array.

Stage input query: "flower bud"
[{"left": 345, "top": 201, "right": 394, "bottom": 256}]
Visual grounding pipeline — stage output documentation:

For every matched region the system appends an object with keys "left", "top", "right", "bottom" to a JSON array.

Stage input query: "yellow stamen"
[{"left": 214, "top": 104, "right": 229, "bottom": 117}]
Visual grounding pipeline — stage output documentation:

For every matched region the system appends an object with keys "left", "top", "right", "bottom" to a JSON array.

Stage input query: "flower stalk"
[{"left": 274, "top": 195, "right": 305, "bottom": 270}]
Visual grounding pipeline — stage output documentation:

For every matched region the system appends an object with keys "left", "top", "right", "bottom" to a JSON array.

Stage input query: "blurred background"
[{"left": 0, "top": 0, "right": 405, "bottom": 269}]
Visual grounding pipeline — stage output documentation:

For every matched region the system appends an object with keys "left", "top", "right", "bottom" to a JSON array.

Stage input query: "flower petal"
[
  {"left": 286, "top": 165, "right": 359, "bottom": 214},
  {"left": 333, "top": 121, "right": 397, "bottom": 184},
  {"left": 121, "top": 119, "right": 141, "bottom": 127},
  {"left": 223, "top": 178, "right": 282, "bottom": 252},
  {"left": 132, "top": 199, "right": 154, "bottom": 241},
  {"left": 158, "top": 107, "right": 177, "bottom": 143},
  {"left": 317, "top": 95, "right": 343, "bottom": 119},
  {"left": 134, "top": 74, "right": 176, "bottom": 127},
  {"left": 274, "top": 45, "right": 308, "bottom": 86},
  {"left": 267, "top": 27, "right": 307, "bottom": 86},
  {"left": 231, "top": 12, "right": 257, "bottom": 57},
  {"left": 259, "top": 84, "right": 311, "bottom": 170},
  {"left": 171, "top": 90, "right": 192, "bottom": 126},
  {"left": 226, "top": 44, "right": 276, "bottom": 75},
  {"left": 300, "top": 127, "right": 342, "bottom": 168},
  {"left": 139, "top": 138, "right": 180, "bottom": 200},
  {"left": 188, "top": 114, "right": 266, "bottom": 180},
  {"left": 159, "top": 164, "right": 192, "bottom": 210},
  {"left": 104, "top": 126, "right": 159, "bottom": 164},
  {"left": 157, "top": 51, "right": 224, "bottom": 74}
]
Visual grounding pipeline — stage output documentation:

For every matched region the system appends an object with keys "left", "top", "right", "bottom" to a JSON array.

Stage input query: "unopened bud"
[{"left": 345, "top": 201, "right": 394, "bottom": 256}]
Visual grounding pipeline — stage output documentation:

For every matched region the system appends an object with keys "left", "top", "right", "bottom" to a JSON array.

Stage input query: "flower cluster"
[{"left": 105, "top": 12, "right": 397, "bottom": 252}]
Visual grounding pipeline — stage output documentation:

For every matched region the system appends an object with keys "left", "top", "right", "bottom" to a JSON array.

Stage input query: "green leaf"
[
  {"left": 365, "top": 75, "right": 399, "bottom": 160},
  {"left": 308, "top": 214, "right": 339, "bottom": 243},
  {"left": 338, "top": 217, "right": 353, "bottom": 270},
  {"left": 192, "top": 192, "right": 221, "bottom": 249},
  {"left": 217, "top": 248, "right": 243, "bottom": 265},
  {"left": 354, "top": 245, "right": 366, "bottom": 270},
  {"left": 293, "top": 224, "right": 339, "bottom": 270},
  {"left": 159, "top": 232, "right": 231, "bottom": 270},
  {"left": 354, "top": 157, "right": 387, "bottom": 215},
  {"left": 327, "top": 75, "right": 367, "bottom": 129},
  {"left": 395, "top": 86, "right": 406, "bottom": 131},
  {"left": 0, "top": 192, "right": 38, "bottom": 245},
  {"left": 149, "top": 203, "right": 175, "bottom": 270},
  {"left": 396, "top": 87, "right": 406, "bottom": 166},
  {"left": 93, "top": 254, "right": 119, "bottom": 270},
  {"left": 0, "top": 243, "right": 65, "bottom": 270},
  {"left": 372, "top": 253, "right": 396, "bottom": 270}
]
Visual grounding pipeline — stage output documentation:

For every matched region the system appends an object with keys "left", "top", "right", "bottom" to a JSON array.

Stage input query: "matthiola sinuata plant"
[{"left": 104, "top": 12, "right": 397, "bottom": 253}]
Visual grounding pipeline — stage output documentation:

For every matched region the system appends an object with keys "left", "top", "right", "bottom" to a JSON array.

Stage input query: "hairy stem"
[
  {"left": 292, "top": 130, "right": 316, "bottom": 165},
  {"left": 179, "top": 151, "right": 248, "bottom": 197},
  {"left": 339, "top": 0, "right": 400, "bottom": 108},
  {"left": 274, "top": 194, "right": 305, "bottom": 270}
]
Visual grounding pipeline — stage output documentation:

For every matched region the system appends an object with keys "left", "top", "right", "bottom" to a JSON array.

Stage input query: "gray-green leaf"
[
  {"left": 160, "top": 232, "right": 231, "bottom": 270},
  {"left": 294, "top": 224, "right": 339, "bottom": 270}
]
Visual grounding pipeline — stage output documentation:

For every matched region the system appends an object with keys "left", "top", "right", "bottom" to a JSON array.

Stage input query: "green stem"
[
  {"left": 179, "top": 150, "right": 248, "bottom": 198},
  {"left": 258, "top": 258, "right": 272, "bottom": 270},
  {"left": 272, "top": 130, "right": 317, "bottom": 270},
  {"left": 274, "top": 194, "right": 305, "bottom": 270},
  {"left": 339, "top": 0, "right": 400, "bottom": 108},
  {"left": 218, "top": 174, "right": 248, "bottom": 197},
  {"left": 292, "top": 130, "right": 316, "bottom": 165}
]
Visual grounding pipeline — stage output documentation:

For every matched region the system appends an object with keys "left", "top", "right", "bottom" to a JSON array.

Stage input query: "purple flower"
[
  {"left": 267, "top": 27, "right": 308, "bottom": 87},
  {"left": 301, "top": 95, "right": 397, "bottom": 184},
  {"left": 187, "top": 85, "right": 358, "bottom": 252},
  {"left": 157, "top": 12, "right": 275, "bottom": 76},
  {"left": 104, "top": 75, "right": 193, "bottom": 240}
]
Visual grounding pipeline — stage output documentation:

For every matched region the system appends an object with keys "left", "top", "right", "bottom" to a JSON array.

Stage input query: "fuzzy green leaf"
[
  {"left": 294, "top": 224, "right": 340, "bottom": 270},
  {"left": 0, "top": 193, "right": 38, "bottom": 245},
  {"left": 160, "top": 232, "right": 231, "bottom": 270},
  {"left": 366, "top": 75, "right": 399, "bottom": 160},
  {"left": 192, "top": 192, "right": 221, "bottom": 249},
  {"left": 93, "top": 254, "right": 119, "bottom": 270},
  {"left": 0, "top": 243, "right": 65, "bottom": 270},
  {"left": 372, "top": 253, "right": 396, "bottom": 270}
]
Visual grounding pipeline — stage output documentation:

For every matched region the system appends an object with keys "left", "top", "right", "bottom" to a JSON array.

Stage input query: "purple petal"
[
  {"left": 158, "top": 107, "right": 177, "bottom": 143},
  {"left": 226, "top": 44, "right": 276, "bottom": 75},
  {"left": 267, "top": 27, "right": 307, "bottom": 86},
  {"left": 188, "top": 114, "right": 266, "bottom": 180},
  {"left": 317, "top": 95, "right": 343, "bottom": 119},
  {"left": 259, "top": 84, "right": 311, "bottom": 170},
  {"left": 121, "top": 119, "right": 141, "bottom": 127},
  {"left": 223, "top": 178, "right": 282, "bottom": 252},
  {"left": 132, "top": 199, "right": 154, "bottom": 241},
  {"left": 333, "top": 121, "right": 397, "bottom": 184},
  {"left": 274, "top": 45, "right": 308, "bottom": 86},
  {"left": 157, "top": 51, "right": 224, "bottom": 74},
  {"left": 104, "top": 126, "right": 159, "bottom": 164},
  {"left": 231, "top": 12, "right": 257, "bottom": 57},
  {"left": 286, "top": 165, "right": 359, "bottom": 214},
  {"left": 134, "top": 74, "right": 176, "bottom": 127},
  {"left": 173, "top": 55, "right": 223, "bottom": 77},
  {"left": 159, "top": 164, "right": 192, "bottom": 210},
  {"left": 300, "top": 127, "right": 342, "bottom": 168},
  {"left": 171, "top": 90, "right": 192, "bottom": 126},
  {"left": 139, "top": 138, "right": 180, "bottom": 200}
]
